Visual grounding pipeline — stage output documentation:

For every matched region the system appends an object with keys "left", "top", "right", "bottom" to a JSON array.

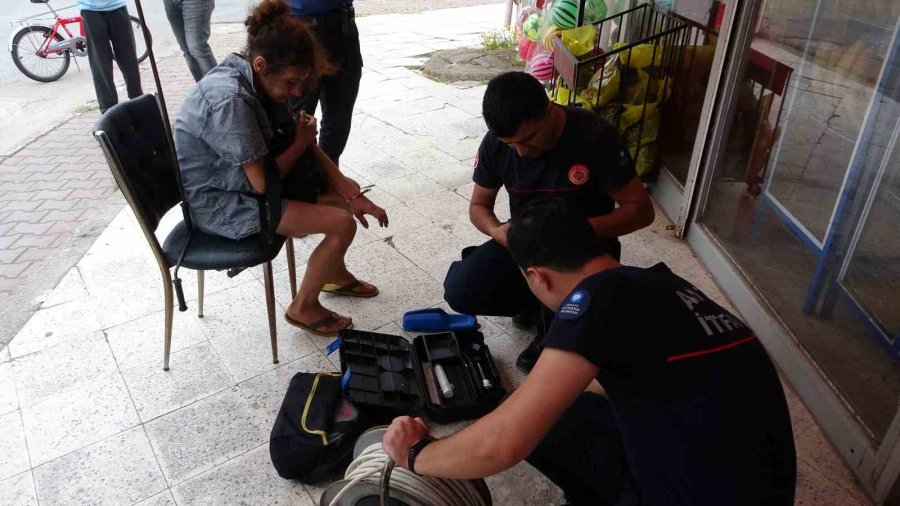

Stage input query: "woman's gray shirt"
[{"left": 174, "top": 54, "right": 280, "bottom": 240}]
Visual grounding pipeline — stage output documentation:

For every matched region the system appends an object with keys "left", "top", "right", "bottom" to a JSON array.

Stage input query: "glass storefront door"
[
  {"left": 696, "top": 0, "right": 900, "bottom": 453},
  {"left": 839, "top": 104, "right": 900, "bottom": 353},
  {"left": 654, "top": 0, "right": 727, "bottom": 187}
]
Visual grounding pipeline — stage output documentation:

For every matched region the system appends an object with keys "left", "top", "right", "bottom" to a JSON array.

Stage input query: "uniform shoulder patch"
[
  {"left": 558, "top": 289, "right": 591, "bottom": 320},
  {"left": 568, "top": 163, "right": 590, "bottom": 185}
]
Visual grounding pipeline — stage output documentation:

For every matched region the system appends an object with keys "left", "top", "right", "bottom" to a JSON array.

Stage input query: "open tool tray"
[{"left": 338, "top": 329, "right": 505, "bottom": 423}]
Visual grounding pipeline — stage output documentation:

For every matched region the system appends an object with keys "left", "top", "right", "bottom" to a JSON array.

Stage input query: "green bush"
[{"left": 481, "top": 26, "right": 517, "bottom": 51}]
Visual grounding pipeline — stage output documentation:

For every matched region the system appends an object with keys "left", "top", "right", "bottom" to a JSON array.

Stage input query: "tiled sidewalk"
[
  {"left": 0, "top": 24, "right": 239, "bottom": 354},
  {"left": 0, "top": 4, "right": 873, "bottom": 505},
  {"left": 0, "top": 0, "right": 507, "bottom": 353}
]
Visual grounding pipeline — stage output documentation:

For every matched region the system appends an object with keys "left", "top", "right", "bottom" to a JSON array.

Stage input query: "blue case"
[{"left": 402, "top": 308, "right": 477, "bottom": 332}]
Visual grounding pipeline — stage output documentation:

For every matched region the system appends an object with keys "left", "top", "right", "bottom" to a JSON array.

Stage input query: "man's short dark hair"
[
  {"left": 482, "top": 72, "right": 550, "bottom": 138},
  {"left": 508, "top": 197, "right": 611, "bottom": 271}
]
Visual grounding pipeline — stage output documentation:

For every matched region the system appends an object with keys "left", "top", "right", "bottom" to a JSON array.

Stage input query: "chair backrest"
[{"left": 93, "top": 94, "right": 183, "bottom": 234}]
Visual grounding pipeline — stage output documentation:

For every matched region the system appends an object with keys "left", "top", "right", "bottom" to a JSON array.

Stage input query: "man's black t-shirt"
[
  {"left": 544, "top": 263, "right": 796, "bottom": 505},
  {"left": 473, "top": 106, "right": 636, "bottom": 218}
]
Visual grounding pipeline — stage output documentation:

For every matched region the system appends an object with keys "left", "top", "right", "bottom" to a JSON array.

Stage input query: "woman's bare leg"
[
  {"left": 313, "top": 183, "right": 366, "bottom": 285},
  {"left": 276, "top": 199, "right": 357, "bottom": 333}
]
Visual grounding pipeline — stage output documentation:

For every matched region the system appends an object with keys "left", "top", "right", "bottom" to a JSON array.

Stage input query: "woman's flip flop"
[
  {"left": 284, "top": 311, "right": 353, "bottom": 337},
  {"left": 321, "top": 280, "right": 379, "bottom": 298}
]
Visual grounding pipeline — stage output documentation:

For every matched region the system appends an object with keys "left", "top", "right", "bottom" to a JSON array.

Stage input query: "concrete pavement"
[{"left": 0, "top": 0, "right": 503, "bottom": 359}]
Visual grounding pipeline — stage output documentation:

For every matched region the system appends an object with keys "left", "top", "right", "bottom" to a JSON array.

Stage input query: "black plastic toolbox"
[{"left": 337, "top": 328, "right": 505, "bottom": 423}]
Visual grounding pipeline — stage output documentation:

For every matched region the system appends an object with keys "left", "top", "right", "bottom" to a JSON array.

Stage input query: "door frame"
[{"left": 652, "top": 0, "right": 739, "bottom": 232}]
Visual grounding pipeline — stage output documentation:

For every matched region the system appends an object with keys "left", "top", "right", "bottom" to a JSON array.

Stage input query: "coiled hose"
[{"left": 327, "top": 441, "right": 491, "bottom": 506}]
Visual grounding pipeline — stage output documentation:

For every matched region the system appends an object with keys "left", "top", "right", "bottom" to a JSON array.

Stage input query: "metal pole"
[
  {"left": 133, "top": 0, "right": 167, "bottom": 123},
  {"left": 504, "top": 0, "right": 515, "bottom": 27},
  {"left": 131, "top": 0, "right": 195, "bottom": 314}
]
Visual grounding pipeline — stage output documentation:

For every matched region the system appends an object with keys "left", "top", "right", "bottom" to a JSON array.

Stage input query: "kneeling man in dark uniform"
[
  {"left": 443, "top": 71, "right": 654, "bottom": 372},
  {"left": 387, "top": 198, "right": 796, "bottom": 505}
]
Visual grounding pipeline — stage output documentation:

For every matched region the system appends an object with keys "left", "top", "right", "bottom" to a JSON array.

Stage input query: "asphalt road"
[{"left": 0, "top": 0, "right": 253, "bottom": 156}]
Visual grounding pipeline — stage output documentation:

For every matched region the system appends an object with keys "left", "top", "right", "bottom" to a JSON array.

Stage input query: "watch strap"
[{"left": 407, "top": 436, "right": 434, "bottom": 475}]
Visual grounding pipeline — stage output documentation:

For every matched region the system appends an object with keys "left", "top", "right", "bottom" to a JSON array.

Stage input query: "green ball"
[
  {"left": 584, "top": 0, "right": 608, "bottom": 23},
  {"left": 551, "top": 0, "right": 580, "bottom": 30},
  {"left": 523, "top": 13, "right": 542, "bottom": 41}
]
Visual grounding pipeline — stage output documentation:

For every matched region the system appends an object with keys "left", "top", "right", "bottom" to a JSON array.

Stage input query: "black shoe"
[
  {"left": 516, "top": 332, "right": 544, "bottom": 373},
  {"left": 512, "top": 312, "right": 537, "bottom": 330}
]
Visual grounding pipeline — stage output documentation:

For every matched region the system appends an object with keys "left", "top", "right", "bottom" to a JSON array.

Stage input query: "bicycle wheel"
[
  {"left": 10, "top": 25, "right": 70, "bottom": 83},
  {"left": 130, "top": 16, "right": 151, "bottom": 63}
]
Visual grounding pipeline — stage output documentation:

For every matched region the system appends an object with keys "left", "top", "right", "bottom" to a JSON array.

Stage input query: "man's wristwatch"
[{"left": 407, "top": 436, "right": 435, "bottom": 475}]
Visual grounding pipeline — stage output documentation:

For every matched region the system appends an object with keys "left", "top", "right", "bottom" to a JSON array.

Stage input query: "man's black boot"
[
  {"left": 512, "top": 311, "right": 537, "bottom": 330},
  {"left": 516, "top": 329, "right": 545, "bottom": 373}
]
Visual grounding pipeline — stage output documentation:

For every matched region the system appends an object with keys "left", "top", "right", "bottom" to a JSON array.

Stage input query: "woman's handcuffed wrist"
[{"left": 346, "top": 187, "right": 371, "bottom": 205}]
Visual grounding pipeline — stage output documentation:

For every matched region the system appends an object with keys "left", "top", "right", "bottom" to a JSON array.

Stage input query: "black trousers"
[
  {"left": 82, "top": 7, "right": 143, "bottom": 113},
  {"left": 444, "top": 239, "right": 541, "bottom": 318},
  {"left": 443, "top": 239, "right": 621, "bottom": 319},
  {"left": 526, "top": 393, "right": 638, "bottom": 506},
  {"left": 291, "top": 10, "right": 363, "bottom": 166}
]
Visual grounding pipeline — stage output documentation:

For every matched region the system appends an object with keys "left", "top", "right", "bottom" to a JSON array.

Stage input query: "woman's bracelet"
[{"left": 346, "top": 187, "right": 371, "bottom": 205}]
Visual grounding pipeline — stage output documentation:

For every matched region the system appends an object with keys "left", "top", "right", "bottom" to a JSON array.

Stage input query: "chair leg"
[
  {"left": 163, "top": 270, "right": 174, "bottom": 371},
  {"left": 197, "top": 270, "right": 205, "bottom": 318},
  {"left": 262, "top": 261, "right": 279, "bottom": 364},
  {"left": 286, "top": 238, "right": 297, "bottom": 300}
]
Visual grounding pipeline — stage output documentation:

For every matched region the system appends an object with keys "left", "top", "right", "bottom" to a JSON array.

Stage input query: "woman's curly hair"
[{"left": 244, "top": 0, "right": 335, "bottom": 81}]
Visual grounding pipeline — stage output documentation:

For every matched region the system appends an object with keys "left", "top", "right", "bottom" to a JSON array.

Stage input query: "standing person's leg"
[
  {"left": 83, "top": 10, "right": 117, "bottom": 112},
  {"left": 443, "top": 239, "right": 541, "bottom": 317},
  {"left": 289, "top": 17, "right": 324, "bottom": 125},
  {"left": 108, "top": 7, "right": 143, "bottom": 100},
  {"left": 526, "top": 392, "right": 637, "bottom": 506},
  {"left": 292, "top": 87, "right": 321, "bottom": 122},
  {"left": 163, "top": 0, "right": 201, "bottom": 80},
  {"left": 292, "top": 16, "right": 362, "bottom": 166},
  {"left": 315, "top": 26, "right": 361, "bottom": 166},
  {"left": 181, "top": 0, "right": 217, "bottom": 80},
  {"left": 290, "top": 67, "right": 321, "bottom": 132}
]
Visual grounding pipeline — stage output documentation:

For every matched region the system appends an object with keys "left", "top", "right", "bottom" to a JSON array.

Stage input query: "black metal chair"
[{"left": 93, "top": 94, "right": 298, "bottom": 370}]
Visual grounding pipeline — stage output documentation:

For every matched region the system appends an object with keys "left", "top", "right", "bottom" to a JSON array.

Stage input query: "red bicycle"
[{"left": 9, "top": 0, "right": 150, "bottom": 83}]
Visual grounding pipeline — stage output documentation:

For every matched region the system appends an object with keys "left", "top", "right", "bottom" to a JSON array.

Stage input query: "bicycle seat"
[{"left": 30, "top": 0, "right": 51, "bottom": 3}]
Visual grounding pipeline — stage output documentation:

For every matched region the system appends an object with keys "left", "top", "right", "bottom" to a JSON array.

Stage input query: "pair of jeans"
[
  {"left": 82, "top": 7, "right": 143, "bottom": 113},
  {"left": 290, "top": 9, "right": 363, "bottom": 166},
  {"left": 164, "top": 0, "right": 216, "bottom": 82}
]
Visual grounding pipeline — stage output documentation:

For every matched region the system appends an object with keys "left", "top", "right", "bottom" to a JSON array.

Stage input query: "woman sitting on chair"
[{"left": 174, "top": 0, "right": 388, "bottom": 337}]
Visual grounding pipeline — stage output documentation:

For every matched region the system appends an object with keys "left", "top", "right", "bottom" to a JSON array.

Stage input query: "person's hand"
[
  {"left": 490, "top": 222, "right": 510, "bottom": 248},
  {"left": 294, "top": 111, "right": 318, "bottom": 151},
  {"left": 383, "top": 416, "right": 430, "bottom": 469},
  {"left": 349, "top": 195, "right": 389, "bottom": 229}
]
